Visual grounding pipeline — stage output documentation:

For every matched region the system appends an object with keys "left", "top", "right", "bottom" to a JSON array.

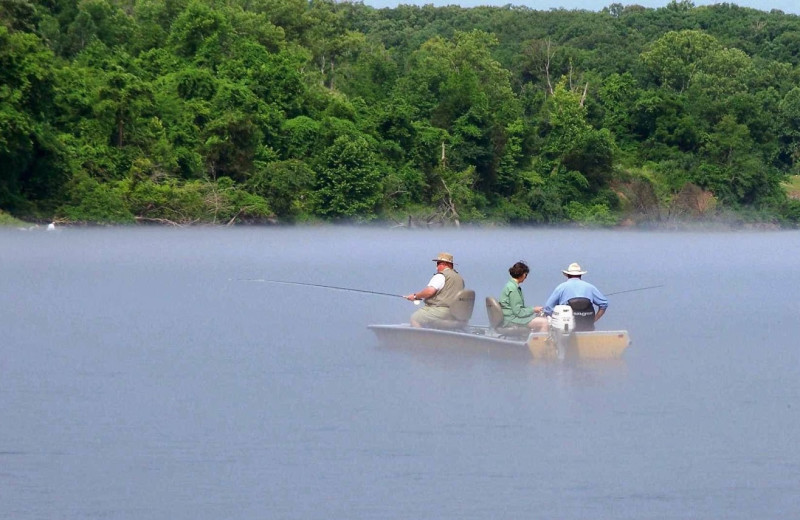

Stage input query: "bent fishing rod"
[{"left": 236, "top": 279, "right": 407, "bottom": 300}]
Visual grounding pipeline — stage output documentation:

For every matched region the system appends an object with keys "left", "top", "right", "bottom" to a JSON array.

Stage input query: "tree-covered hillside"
[{"left": 3, "top": 0, "right": 800, "bottom": 226}]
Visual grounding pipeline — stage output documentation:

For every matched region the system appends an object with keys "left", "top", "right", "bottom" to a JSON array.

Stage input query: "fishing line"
[
  {"left": 236, "top": 279, "right": 662, "bottom": 302},
  {"left": 236, "top": 279, "right": 407, "bottom": 300},
  {"left": 606, "top": 284, "right": 664, "bottom": 296}
]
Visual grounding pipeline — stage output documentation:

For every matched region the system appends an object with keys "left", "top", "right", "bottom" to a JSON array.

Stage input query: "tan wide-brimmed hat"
[
  {"left": 432, "top": 252, "right": 454, "bottom": 264},
  {"left": 562, "top": 262, "right": 587, "bottom": 276}
]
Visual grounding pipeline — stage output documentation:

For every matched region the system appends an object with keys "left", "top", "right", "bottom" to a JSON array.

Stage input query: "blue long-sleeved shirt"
[{"left": 543, "top": 278, "right": 608, "bottom": 316}]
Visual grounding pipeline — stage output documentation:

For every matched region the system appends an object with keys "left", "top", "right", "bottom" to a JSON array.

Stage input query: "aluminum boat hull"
[{"left": 368, "top": 324, "right": 630, "bottom": 360}]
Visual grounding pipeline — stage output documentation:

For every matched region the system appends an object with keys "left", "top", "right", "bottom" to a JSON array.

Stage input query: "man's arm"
[
  {"left": 542, "top": 286, "right": 561, "bottom": 316},
  {"left": 592, "top": 286, "right": 608, "bottom": 321},
  {"left": 404, "top": 273, "right": 445, "bottom": 301},
  {"left": 405, "top": 286, "right": 437, "bottom": 301}
]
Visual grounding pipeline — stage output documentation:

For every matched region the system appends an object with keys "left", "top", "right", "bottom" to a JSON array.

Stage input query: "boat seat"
[
  {"left": 568, "top": 297, "right": 595, "bottom": 332},
  {"left": 485, "top": 297, "right": 530, "bottom": 338},
  {"left": 423, "top": 289, "right": 475, "bottom": 330}
]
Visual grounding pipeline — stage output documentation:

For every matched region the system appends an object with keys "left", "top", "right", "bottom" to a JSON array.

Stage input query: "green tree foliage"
[
  {"left": 58, "top": 171, "right": 134, "bottom": 223},
  {"left": 58, "top": 174, "right": 272, "bottom": 224},
  {"left": 0, "top": 25, "right": 66, "bottom": 213},
  {"left": 313, "top": 135, "right": 383, "bottom": 219},
  {"left": 167, "top": 0, "right": 232, "bottom": 66},
  {"left": 641, "top": 30, "right": 722, "bottom": 92},
  {"left": 779, "top": 87, "right": 800, "bottom": 173},
  {"left": 538, "top": 80, "right": 615, "bottom": 197},
  {"left": 394, "top": 30, "right": 521, "bottom": 196},
  {"left": 132, "top": 0, "right": 191, "bottom": 52},
  {"left": 202, "top": 80, "right": 268, "bottom": 181},
  {"left": 695, "top": 115, "right": 778, "bottom": 205},
  {"left": 597, "top": 73, "right": 639, "bottom": 142},
  {"left": 3, "top": 0, "right": 800, "bottom": 226},
  {"left": 247, "top": 158, "right": 313, "bottom": 220},
  {"left": 1, "top": 0, "right": 39, "bottom": 33}
]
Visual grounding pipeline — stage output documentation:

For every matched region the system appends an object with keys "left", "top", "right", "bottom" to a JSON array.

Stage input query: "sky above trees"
[{"left": 362, "top": 0, "right": 799, "bottom": 15}]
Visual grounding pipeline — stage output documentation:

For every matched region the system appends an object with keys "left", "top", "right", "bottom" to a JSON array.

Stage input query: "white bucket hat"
[{"left": 562, "top": 262, "right": 587, "bottom": 276}]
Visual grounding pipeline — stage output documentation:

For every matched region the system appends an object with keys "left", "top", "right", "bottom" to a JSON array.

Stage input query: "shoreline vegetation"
[
  {"left": 3, "top": 1, "right": 800, "bottom": 229},
  {"left": 2, "top": 208, "right": 790, "bottom": 232},
  {"left": 0, "top": 210, "right": 30, "bottom": 228}
]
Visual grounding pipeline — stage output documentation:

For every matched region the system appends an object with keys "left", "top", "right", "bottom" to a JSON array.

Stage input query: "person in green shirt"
[{"left": 499, "top": 261, "right": 548, "bottom": 332}]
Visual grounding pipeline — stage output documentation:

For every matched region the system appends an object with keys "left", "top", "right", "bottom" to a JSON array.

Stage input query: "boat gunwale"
[{"left": 367, "top": 323, "right": 631, "bottom": 358}]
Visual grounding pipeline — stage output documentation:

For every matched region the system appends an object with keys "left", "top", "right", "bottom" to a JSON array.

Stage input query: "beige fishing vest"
[{"left": 425, "top": 268, "right": 464, "bottom": 308}]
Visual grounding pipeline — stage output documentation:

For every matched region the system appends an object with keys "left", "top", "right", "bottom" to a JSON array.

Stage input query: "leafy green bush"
[
  {"left": 124, "top": 177, "right": 206, "bottom": 223},
  {"left": 247, "top": 159, "right": 314, "bottom": 220},
  {"left": 58, "top": 173, "right": 134, "bottom": 223},
  {"left": 313, "top": 135, "right": 383, "bottom": 220},
  {"left": 125, "top": 177, "right": 272, "bottom": 224},
  {"left": 565, "top": 201, "right": 618, "bottom": 227},
  {"left": 0, "top": 209, "right": 29, "bottom": 226},
  {"left": 777, "top": 198, "right": 800, "bottom": 226}
]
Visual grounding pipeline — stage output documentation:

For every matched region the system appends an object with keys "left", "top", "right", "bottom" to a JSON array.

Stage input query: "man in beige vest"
[{"left": 405, "top": 252, "right": 465, "bottom": 327}]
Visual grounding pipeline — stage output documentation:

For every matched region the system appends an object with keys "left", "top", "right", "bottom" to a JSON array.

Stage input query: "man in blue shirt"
[{"left": 535, "top": 262, "right": 608, "bottom": 331}]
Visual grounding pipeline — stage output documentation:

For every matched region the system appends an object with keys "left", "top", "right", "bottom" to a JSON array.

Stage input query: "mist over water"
[{"left": 2, "top": 226, "right": 799, "bottom": 519}]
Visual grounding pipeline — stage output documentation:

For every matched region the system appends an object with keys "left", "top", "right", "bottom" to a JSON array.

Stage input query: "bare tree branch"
[
  {"left": 545, "top": 39, "right": 554, "bottom": 96},
  {"left": 134, "top": 217, "right": 184, "bottom": 227}
]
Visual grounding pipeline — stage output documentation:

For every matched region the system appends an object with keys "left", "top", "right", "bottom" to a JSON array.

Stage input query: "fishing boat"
[
  {"left": 243, "top": 278, "right": 631, "bottom": 359},
  {"left": 368, "top": 290, "right": 631, "bottom": 360}
]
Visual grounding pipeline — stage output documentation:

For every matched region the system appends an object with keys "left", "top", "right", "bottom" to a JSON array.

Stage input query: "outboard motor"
[
  {"left": 549, "top": 305, "right": 575, "bottom": 361},
  {"left": 567, "top": 297, "right": 596, "bottom": 332},
  {"left": 550, "top": 305, "right": 575, "bottom": 333}
]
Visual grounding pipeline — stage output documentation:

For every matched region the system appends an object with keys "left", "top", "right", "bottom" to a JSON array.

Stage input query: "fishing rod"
[
  {"left": 606, "top": 284, "right": 664, "bottom": 296},
  {"left": 237, "top": 279, "right": 663, "bottom": 300},
  {"left": 236, "top": 279, "right": 408, "bottom": 300}
]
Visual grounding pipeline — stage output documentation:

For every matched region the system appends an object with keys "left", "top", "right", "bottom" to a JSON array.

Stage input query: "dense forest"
[{"left": 3, "top": 0, "right": 800, "bottom": 226}]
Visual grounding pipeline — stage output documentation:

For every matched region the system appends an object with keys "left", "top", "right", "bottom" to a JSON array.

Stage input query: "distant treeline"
[{"left": 3, "top": 0, "right": 800, "bottom": 226}]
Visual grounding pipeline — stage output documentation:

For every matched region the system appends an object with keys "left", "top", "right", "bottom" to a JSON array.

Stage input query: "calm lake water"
[{"left": 2, "top": 226, "right": 799, "bottom": 519}]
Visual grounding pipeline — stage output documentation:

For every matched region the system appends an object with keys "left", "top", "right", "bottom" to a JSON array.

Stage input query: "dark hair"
[{"left": 509, "top": 261, "right": 530, "bottom": 279}]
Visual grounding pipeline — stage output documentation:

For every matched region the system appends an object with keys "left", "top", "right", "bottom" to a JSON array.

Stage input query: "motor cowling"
[{"left": 549, "top": 305, "right": 576, "bottom": 333}]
